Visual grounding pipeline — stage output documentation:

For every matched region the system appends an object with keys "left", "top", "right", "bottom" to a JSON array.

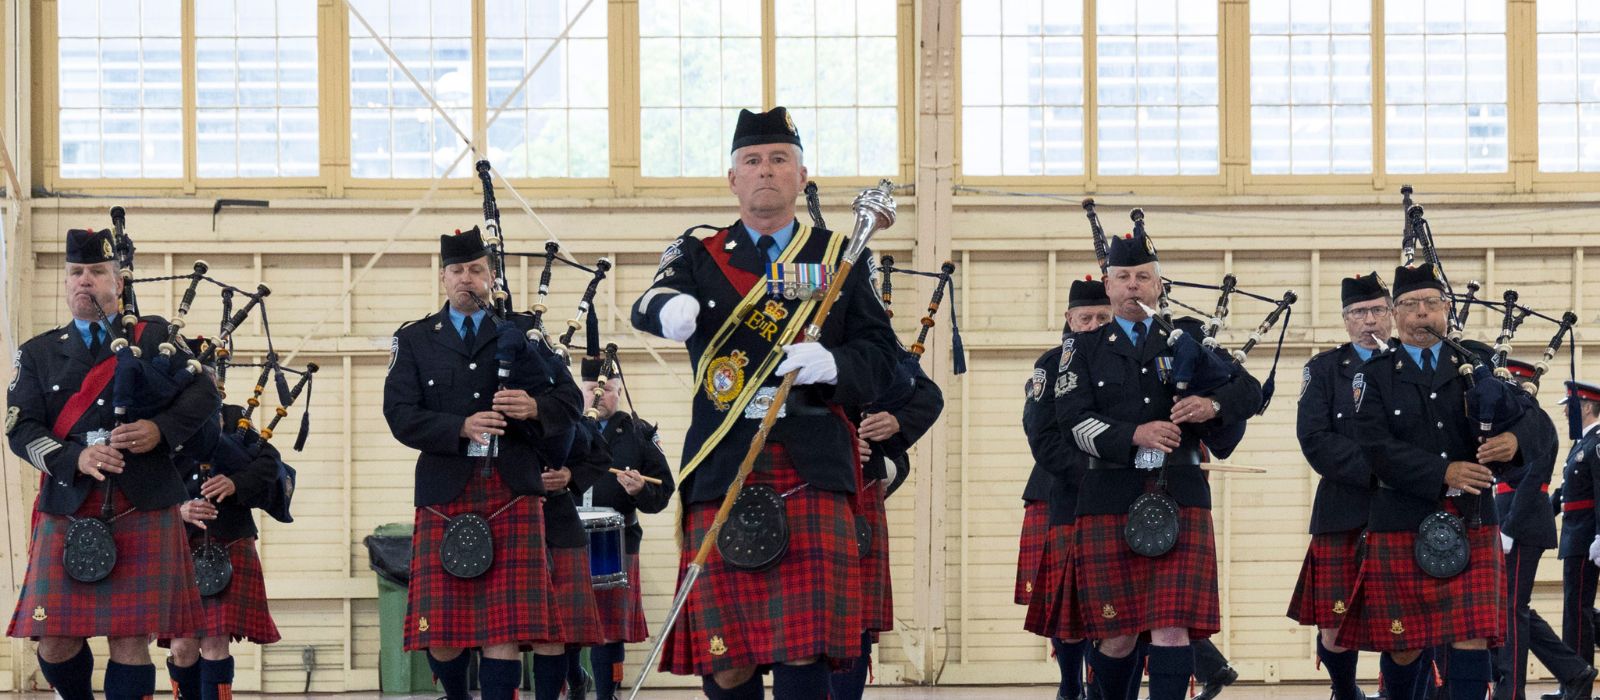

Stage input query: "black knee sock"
[
  {"left": 532, "top": 653, "right": 569, "bottom": 700},
  {"left": 591, "top": 643, "right": 624, "bottom": 700},
  {"left": 198, "top": 657, "right": 233, "bottom": 700},
  {"left": 1088, "top": 646, "right": 1139, "bottom": 700},
  {"left": 771, "top": 663, "right": 831, "bottom": 700},
  {"left": 701, "top": 672, "right": 764, "bottom": 700},
  {"left": 167, "top": 658, "right": 201, "bottom": 700},
  {"left": 1318, "top": 637, "right": 1361, "bottom": 700},
  {"left": 1146, "top": 645, "right": 1194, "bottom": 700},
  {"left": 564, "top": 648, "right": 586, "bottom": 691},
  {"left": 828, "top": 631, "right": 874, "bottom": 700},
  {"left": 426, "top": 651, "right": 472, "bottom": 700},
  {"left": 40, "top": 645, "right": 94, "bottom": 700},
  {"left": 104, "top": 661, "right": 157, "bottom": 700},
  {"left": 479, "top": 657, "right": 522, "bottom": 700},
  {"left": 1446, "top": 648, "right": 1491, "bottom": 700},
  {"left": 1381, "top": 653, "right": 1425, "bottom": 700},
  {"left": 1054, "top": 639, "right": 1087, "bottom": 699}
]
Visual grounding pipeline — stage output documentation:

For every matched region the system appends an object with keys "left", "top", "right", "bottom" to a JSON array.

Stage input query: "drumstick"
[
  {"left": 609, "top": 467, "right": 664, "bottom": 485},
  {"left": 1200, "top": 462, "right": 1267, "bottom": 474}
]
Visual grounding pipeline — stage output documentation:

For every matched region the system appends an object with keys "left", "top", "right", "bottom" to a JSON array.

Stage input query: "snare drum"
[{"left": 579, "top": 507, "right": 628, "bottom": 590}]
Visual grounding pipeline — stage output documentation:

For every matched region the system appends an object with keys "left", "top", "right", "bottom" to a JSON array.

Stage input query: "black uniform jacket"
[
  {"left": 1052, "top": 317, "right": 1264, "bottom": 515},
  {"left": 175, "top": 404, "right": 283, "bottom": 541},
  {"left": 1023, "top": 344, "right": 1088, "bottom": 526},
  {"left": 7, "top": 316, "right": 220, "bottom": 515},
  {"left": 630, "top": 221, "right": 899, "bottom": 503},
  {"left": 1296, "top": 342, "right": 1383, "bottom": 534},
  {"left": 862, "top": 357, "right": 944, "bottom": 491},
  {"left": 544, "top": 417, "right": 616, "bottom": 548},
  {"left": 586, "top": 411, "right": 676, "bottom": 554},
  {"left": 1353, "top": 339, "right": 1554, "bottom": 533},
  {"left": 1557, "top": 424, "right": 1600, "bottom": 558},
  {"left": 384, "top": 306, "right": 583, "bottom": 507},
  {"left": 1494, "top": 404, "right": 1560, "bottom": 550}
]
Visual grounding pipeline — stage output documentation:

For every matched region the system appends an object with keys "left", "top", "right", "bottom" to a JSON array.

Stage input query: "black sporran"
[
  {"left": 440, "top": 513, "right": 494, "bottom": 579},
  {"left": 192, "top": 541, "right": 234, "bottom": 596},
  {"left": 63, "top": 516, "right": 116, "bottom": 583},
  {"left": 717, "top": 484, "right": 789, "bottom": 571},
  {"left": 1414, "top": 509, "right": 1469, "bottom": 579},
  {"left": 1124, "top": 491, "right": 1181, "bottom": 558}
]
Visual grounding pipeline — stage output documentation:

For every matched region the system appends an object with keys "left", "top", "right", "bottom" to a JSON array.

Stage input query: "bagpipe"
[
  {"left": 1081, "top": 200, "right": 1299, "bottom": 459},
  {"left": 878, "top": 256, "right": 968, "bottom": 375},
  {"left": 1400, "top": 187, "right": 1582, "bottom": 438}
]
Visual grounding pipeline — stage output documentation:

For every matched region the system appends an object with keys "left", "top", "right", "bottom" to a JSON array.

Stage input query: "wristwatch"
[{"left": 1209, "top": 399, "right": 1222, "bottom": 417}]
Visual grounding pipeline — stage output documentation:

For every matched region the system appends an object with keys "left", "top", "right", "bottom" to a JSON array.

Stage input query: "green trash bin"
[{"left": 368, "top": 523, "right": 437, "bottom": 694}]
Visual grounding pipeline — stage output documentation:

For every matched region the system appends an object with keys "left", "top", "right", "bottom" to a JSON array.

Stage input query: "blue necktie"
[
  {"left": 461, "top": 315, "right": 476, "bottom": 348},
  {"left": 1420, "top": 347, "right": 1434, "bottom": 375},
  {"left": 756, "top": 235, "right": 778, "bottom": 265}
]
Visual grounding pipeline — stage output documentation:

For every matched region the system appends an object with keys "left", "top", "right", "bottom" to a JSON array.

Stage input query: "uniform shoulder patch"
[
  {"left": 1300, "top": 365, "right": 1312, "bottom": 400},
  {"left": 8, "top": 349, "right": 19, "bottom": 391},
  {"left": 1027, "top": 368, "right": 1047, "bottom": 401},
  {"left": 4, "top": 406, "right": 18, "bottom": 435},
  {"left": 387, "top": 336, "right": 400, "bottom": 372},
  {"left": 657, "top": 238, "right": 686, "bottom": 271},
  {"left": 1058, "top": 336, "right": 1076, "bottom": 373}
]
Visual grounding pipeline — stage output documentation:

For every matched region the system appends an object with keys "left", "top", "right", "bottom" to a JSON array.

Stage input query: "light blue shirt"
[
  {"left": 1113, "top": 316, "right": 1153, "bottom": 344},
  {"left": 1402, "top": 341, "right": 1444, "bottom": 371},
  {"left": 1352, "top": 344, "right": 1374, "bottom": 362},
  {"left": 446, "top": 306, "right": 487, "bottom": 340},
  {"left": 72, "top": 318, "right": 110, "bottom": 348},
  {"left": 745, "top": 220, "right": 797, "bottom": 265}
]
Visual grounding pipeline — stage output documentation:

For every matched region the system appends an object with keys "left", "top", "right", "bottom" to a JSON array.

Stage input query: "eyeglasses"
[
  {"left": 1342, "top": 306, "right": 1392, "bottom": 320},
  {"left": 1395, "top": 297, "right": 1449, "bottom": 313}
]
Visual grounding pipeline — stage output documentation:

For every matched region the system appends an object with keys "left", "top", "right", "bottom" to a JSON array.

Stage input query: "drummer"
[{"left": 576, "top": 362, "right": 675, "bottom": 700}]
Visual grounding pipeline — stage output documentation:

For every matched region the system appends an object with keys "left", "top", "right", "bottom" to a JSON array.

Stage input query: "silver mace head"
[{"left": 842, "top": 179, "right": 898, "bottom": 265}]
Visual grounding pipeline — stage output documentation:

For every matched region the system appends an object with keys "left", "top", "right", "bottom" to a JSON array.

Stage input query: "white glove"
[
  {"left": 1589, "top": 536, "right": 1600, "bottom": 566},
  {"left": 658, "top": 294, "right": 700, "bottom": 342},
  {"left": 776, "top": 342, "right": 838, "bottom": 385},
  {"left": 1500, "top": 531, "right": 1513, "bottom": 554}
]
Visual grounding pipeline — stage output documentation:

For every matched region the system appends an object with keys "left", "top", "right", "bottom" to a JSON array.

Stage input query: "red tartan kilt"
[
  {"left": 660, "top": 445, "right": 863, "bottom": 676},
  {"left": 860, "top": 482, "right": 893, "bottom": 635},
  {"left": 1072, "top": 508, "right": 1220, "bottom": 640},
  {"left": 1025, "top": 522, "right": 1079, "bottom": 639},
  {"left": 1015, "top": 500, "right": 1050, "bottom": 605},
  {"left": 404, "top": 472, "right": 559, "bottom": 650},
  {"left": 158, "top": 536, "right": 280, "bottom": 646},
  {"left": 594, "top": 554, "right": 649, "bottom": 643},
  {"left": 9, "top": 488, "right": 204, "bottom": 639},
  {"left": 1287, "top": 529, "right": 1363, "bottom": 629},
  {"left": 548, "top": 545, "right": 605, "bottom": 646},
  {"left": 1336, "top": 525, "right": 1503, "bottom": 652}
]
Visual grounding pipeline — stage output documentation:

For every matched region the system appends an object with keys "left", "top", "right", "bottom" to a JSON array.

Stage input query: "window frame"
[{"left": 34, "top": 0, "right": 915, "bottom": 198}]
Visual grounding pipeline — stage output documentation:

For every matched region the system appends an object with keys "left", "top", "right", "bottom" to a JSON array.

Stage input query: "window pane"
[
  {"left": 1250, "top": 0, "right": 1371, "bottom": 174},
  {"left": 1385, "top": 0, "right": 1506, "bottom": 173},
  {"left": 769, "top": 0, "right": 898, "bottom": 177},
  {"left": 348, "top": 0, "right": 471, "bottom": 178},
  {"left": 961, "top": 0, "right": 1084, "bottom": 176},
  {"left": 640, "top": 0, "right": 760, "bottom": 177},
  {"left": 194, "top": 0, "right": 319, "bottom": 178},
  {"left": 58, "top": 0, "right": 182, "bottom": 178},
  {"left": 483, "top": 0, "right": 610, "bottom": 179},
  {"left": 1536, "top": 5, "right": 1600, "bottom": 171},
  {"left": 1098, "top": 0, "right": 1217, "bottom": 175}
]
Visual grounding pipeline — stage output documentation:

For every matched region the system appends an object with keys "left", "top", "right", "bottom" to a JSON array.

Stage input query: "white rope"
[{"left": 281, "top": 0, "right": 688, "bottom": 388}]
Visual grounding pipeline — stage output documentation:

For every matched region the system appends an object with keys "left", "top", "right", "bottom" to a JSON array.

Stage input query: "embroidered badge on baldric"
[
  {"left": 705, "top": 350, "right": 750, "bottom": 411},
  {"left": 1027, "top": 368, "right": 1047, "bottom": 402}
]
